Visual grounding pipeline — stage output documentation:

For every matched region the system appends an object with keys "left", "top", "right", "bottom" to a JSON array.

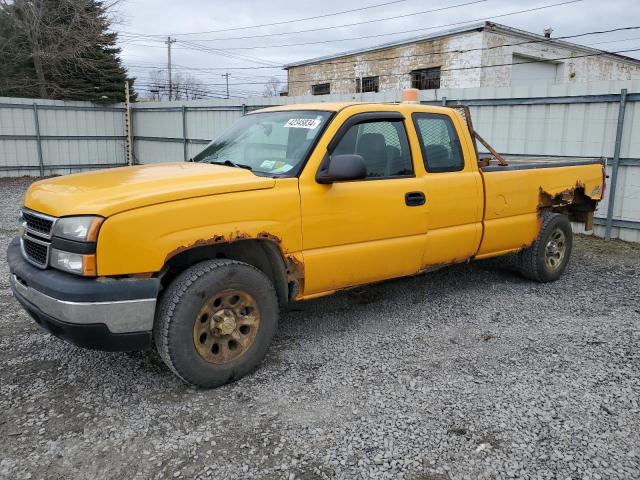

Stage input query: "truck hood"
[{"left": 24, "top": 162, "right": 276, "bottom": 217}]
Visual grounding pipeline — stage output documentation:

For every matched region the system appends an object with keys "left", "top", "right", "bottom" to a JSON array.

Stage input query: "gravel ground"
[{"left": 0, "top": 177, "right": 639, "bottom": 480}]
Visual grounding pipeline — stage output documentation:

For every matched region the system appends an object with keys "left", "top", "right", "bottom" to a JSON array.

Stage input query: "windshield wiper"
[{"left": 208, "top": 159, "right": 252, "bottom": 171}]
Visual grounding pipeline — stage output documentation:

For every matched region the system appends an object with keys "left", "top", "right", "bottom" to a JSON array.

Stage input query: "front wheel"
[
  {"left": 154, "top": 259, "right": 278, "bottom": 388},
  {"left": 518, "top": 212, "right": 573, "bottom": 282}
]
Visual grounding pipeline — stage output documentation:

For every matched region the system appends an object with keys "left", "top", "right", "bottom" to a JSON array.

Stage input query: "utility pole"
[
  {"left": 165, "top": 36, "right": 177, "bottom": 100},
  {"left": 221, "top": 72, "right": 230, "bottom": 99}
]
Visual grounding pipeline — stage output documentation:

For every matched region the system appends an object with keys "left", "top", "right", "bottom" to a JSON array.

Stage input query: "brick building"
[{"left": 284, "top": 22, "right": 640, "bottom": 96}]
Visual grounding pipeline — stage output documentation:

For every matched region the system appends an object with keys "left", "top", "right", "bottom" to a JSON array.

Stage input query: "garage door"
[{"left": 512, "top": 54, "right": 559, "bottom": 86}]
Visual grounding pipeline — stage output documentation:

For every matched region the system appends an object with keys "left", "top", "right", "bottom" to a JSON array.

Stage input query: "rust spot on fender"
[
  {"left": 257, "top": 231, "right": 281, "bottom": 243},
  {"left": 538, "top": 181, "right": 586, "bottom": 209},
  {"left": 164, "top": 230, "right": 280, "bottom": 264},
  {"left": 285, "top": 255, "right": 304, "bottom": 284},
  {"left": 418, "top": 257, "right": 469, "bottom": 274},
  {"left": 537, "top": 180, "right": 600, "bottom": 231}
]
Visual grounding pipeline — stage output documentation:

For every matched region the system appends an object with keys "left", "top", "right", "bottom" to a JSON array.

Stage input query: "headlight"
[
  {"left": 50, "top": 248, "right": 97, "bottom": 276},
  {"left": 53, "top": 216, "right": 103, "bottom": 242}
]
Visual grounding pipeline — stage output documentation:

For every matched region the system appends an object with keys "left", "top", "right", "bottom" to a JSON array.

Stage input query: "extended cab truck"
[{"left": 7, "top": 100, "right": 604, "bottom": 388}]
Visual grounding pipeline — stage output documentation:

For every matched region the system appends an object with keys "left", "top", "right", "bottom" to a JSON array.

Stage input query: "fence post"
[
  {"left": 605, "top": 88, "right": 627, "bottom": 240},
  {"left": 129, "top": 108, "right": 136, "bottom": 165},
  {"left": 182, "top": 105, "right": 188, "bottom": 161},
  {"left": 241, "top": 104, "right": 247, "bottom": 116},
  {"left": 32, "top": 103, "right": 44, "bottom": 177}
]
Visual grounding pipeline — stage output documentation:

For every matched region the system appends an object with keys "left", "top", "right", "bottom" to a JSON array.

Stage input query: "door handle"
[{"left": 405, "top": 191, "right": 426, "bottom": 206}]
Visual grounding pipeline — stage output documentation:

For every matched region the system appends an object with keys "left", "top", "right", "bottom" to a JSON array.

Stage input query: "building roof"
[{"left": 284, "top": 21, "right": 640, "bottom": 69}]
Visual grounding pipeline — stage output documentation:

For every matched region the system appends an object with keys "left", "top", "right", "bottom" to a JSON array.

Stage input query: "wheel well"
[
  {"left": 540, "top": 186, "right": 598, "bottom": 228},
  {"left": 159, "top": 239, "right": 291, "bottom": 306}
]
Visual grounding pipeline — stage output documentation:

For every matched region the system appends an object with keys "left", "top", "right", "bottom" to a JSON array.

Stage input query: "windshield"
[{"left": 193, "top": 110, "right": 332, "bottom": 176}]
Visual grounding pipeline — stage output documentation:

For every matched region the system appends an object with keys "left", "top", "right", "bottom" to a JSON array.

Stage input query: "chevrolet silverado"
[{"left": 8, "top": 98, "right": 605, "bottom": 387}]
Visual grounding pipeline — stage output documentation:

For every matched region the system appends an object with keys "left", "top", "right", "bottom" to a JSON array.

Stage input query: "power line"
[
  {"left": 134, "top": 79, "right": 260, "bottom": 96},
  {"left": 127, "top": 64, "right": 282, "bottom": 71},
  {"left": 171, "top": 0, "right": 489, "bottom": 42},
  {"left": 586, "top": 35, "right": 640, "bottom": 47},
  {"left": 118, "top": 2, "right": 618, "bottom": 76},
  {"left": 118, "top": 32, "right": 281, "bottom": 67},
  {"left": 214, "top": 0, "right": 586, "bottom": 50},
  {"left": 123, "top": 26, "right": 640, "bottom": 74},
  {"left": 173, "top": 39, "right": 281, "bottom": 66},
  {"left": 127, "top": 64, "right": 287, "bottom": 81},
  {"left": 119, "top": 0, "right": 414, "bottom": 37},
  {"left": 114, "top": 0, "right": 584, "bottom": 51},
  {"left": 135, "top": 84, "right": 249, "bottom": 100},
  {"left": 120, "top": 34, "right": 281, "bottom": 67}
]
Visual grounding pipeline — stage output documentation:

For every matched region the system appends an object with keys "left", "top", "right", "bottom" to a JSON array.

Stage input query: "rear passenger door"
[
  {"left": 299, "top": 113, "right": 428, "bottom": 295},
  {"left": 411, "top": 112, "right": 484, "bottom": 266}
]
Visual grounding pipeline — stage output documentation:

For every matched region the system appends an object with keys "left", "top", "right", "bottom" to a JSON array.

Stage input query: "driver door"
[{"left": 299, "top": 112, "right": 428, "bottom": 295}]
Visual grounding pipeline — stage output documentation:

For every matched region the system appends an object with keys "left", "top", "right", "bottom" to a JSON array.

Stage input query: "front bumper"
[{"left": 7, "top": 238, "right": 160, "bottom": 351}]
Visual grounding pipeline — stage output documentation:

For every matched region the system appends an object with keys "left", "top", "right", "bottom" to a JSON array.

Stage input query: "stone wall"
[
  {"left": 286, "top": 27, "right": 640, "bottom": 95},
  {"left": 286, "top": 31, "right": 484, "bottom": 96}
]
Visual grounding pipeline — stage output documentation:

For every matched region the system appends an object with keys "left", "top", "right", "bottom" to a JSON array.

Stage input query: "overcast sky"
[{"left": 112, "top": 0, "right": 640, "bottom": 98}]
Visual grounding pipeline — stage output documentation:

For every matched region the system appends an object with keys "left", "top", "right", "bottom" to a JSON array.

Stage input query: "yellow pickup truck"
[{"left": 8, "top": 100, "right": 604, "bottom": 387}]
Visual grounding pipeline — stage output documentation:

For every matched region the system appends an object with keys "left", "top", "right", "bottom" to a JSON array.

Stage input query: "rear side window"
[
  {"left": 413, "top": 113, "right": 464, "bottom": 172},
  {"left": 332, "top": 120, "right": 413, "bottom": 178}
]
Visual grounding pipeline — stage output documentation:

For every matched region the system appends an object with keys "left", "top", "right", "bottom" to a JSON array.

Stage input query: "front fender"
[{"left": 96, "top": 179, "right": 302, "bottom": 276}]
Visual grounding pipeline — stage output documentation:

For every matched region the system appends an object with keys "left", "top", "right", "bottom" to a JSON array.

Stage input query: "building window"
[
  {"left": 356, "top": 76, "right": 380, "bottom": 93},
  {"left": 411, "top": 67, "right": 441, "bottom": 90},
  {"left": 312, "top": 83, "right": 330, "bottom": 95}
]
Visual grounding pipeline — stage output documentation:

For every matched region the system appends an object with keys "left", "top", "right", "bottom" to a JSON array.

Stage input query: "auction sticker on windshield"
[{"left": 284, "top": 118, "right": 321, "bottom": 129}]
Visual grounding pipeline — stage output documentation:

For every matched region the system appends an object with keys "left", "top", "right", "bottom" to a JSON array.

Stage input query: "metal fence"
[
  {"left": 0, "top": 96, "right": 127, "bottom": 176},
  {"left": 0, "top": 81, "right": 638, "bottom": 241}
]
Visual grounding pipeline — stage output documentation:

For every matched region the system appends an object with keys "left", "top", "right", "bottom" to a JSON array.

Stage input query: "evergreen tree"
[{"left": 0, "top": 0, "right": 135, "bottom": 102}]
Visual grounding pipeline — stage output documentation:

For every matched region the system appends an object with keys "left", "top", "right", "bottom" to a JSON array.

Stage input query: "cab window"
[
  {"left": 412, "top": 113, "right": 464, "bottom": 172},
  {"left": 332, "top": 120, "right": 413, "bottom": 178}
]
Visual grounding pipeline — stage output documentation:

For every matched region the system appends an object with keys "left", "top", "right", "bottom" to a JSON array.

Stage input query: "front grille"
[
  {"left": 22, "top": 210, "right": 54, "bottom": 236},
  {"left": 22, "top": 236, "right": 49, "bottom": 267},
  {"left": 20, "top": 209, "right": 55, "bottom": 268}
]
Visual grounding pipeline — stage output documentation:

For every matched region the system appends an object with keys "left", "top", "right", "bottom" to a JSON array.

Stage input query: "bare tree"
[
  {"left": 142, "top": 70, "right": 211, "bottom": 101},
  {"left": 145, "top": 69, "right": 167, "bottom": 101},
  {"left": 263, "top": 76, "right": 282, "bottom": 97},
  {"left": 174, "top": 72, "right": 210, "bottom": 100}
]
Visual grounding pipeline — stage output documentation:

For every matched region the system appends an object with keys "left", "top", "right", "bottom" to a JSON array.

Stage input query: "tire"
[
  {"left": 518, "top": 212, "right": 573, "bottom": 283},
  {"left": 154, "top": 259, "right": 278, "bottom": 388}
]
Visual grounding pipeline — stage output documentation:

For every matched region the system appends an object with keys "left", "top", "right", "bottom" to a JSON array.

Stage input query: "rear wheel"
[
  {"left": 154, "top": 259, "right": 278, "bottom": 388},
  {"left": 518, "top": 212, "right": 573, "bottom": 282}
]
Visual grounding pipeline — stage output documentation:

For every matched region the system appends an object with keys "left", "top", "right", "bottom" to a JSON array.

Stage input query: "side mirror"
[{"left": 317, "top": 154, "right": 367, "bottom": 184}]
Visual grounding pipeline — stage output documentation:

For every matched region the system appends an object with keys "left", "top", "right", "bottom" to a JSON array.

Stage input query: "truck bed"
[
  {"left": 475, "top": 155, "right": 605, "bottom": 258},
  {"left": 479, "top": 155, "right": 604, "bottom": 171}
]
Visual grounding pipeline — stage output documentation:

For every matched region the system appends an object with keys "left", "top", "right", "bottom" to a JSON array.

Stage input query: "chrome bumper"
[{"left": 10, "top": 274, "right": 156, "bottom": 334}]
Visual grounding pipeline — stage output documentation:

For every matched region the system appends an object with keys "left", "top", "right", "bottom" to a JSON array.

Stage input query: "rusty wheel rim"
[
  {"left": 193, "top": 289, "right": 261, "bottom": 364},
  {"left": 544, "top": 228, "right": 566, "bottom": 271}
]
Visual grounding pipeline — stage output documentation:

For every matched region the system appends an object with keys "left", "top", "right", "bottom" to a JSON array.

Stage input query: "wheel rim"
[
  {"left": 193, "top": 289, "right": 261, "bottom": 364},
  {"left": 544, "top": 228, "right": 567, "bottom": 271}
]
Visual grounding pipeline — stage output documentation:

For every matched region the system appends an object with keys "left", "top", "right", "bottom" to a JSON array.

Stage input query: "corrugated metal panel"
[{"left": 0, "top": 96, "right": 125, "bottom": 176}]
